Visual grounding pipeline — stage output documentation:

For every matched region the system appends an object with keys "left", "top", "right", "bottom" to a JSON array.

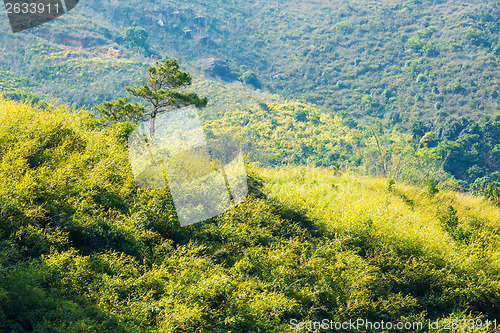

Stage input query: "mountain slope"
[
  {"left": 2, "top": 0, "right": 500, "bottom": 125},
  {"left": 1, "top": 99, "right": 500, "bottom": 332}
]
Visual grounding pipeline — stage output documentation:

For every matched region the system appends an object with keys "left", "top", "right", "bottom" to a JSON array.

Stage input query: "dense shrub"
[{"left": 1, "top": 99, "right": 499, "bottom": 331}]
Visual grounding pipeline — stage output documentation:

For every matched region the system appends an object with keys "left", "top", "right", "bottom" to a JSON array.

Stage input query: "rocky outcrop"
[{"left": 196, "top": 58, "right": 230, "bottom": 78}]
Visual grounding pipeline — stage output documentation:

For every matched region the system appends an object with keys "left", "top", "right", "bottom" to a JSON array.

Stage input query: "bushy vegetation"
[
  {"left": 421, "top": 115, "right": 500, "bottom": 185},
  {"left": 3, "top": 0, "right": 500, "bottom": 125},
  {"left": 1, "top": 99, "right": 500, "bottom": 332},
  {"left": 0, "top": 1, "right": 499, "bottom": 329},
  {"left": 0, "top": 0, "right": 499, "bottom": 191},
  {"left": 194, "top": 80, "right": 499, "bottom": 190}
]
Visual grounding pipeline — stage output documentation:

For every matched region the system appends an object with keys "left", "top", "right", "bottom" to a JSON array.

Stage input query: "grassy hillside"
[
  {"left": 2, "top": 0, "right": 500, "bottom": 125},
  {"left": 0, "top": 78, "right": 453, "bottom": 187},
  {"left": 1, "top": 0, "right": 500, "bottom": 189},
  {"left": 1, "top": 99, "right": 500, "bottom": 332},
  {"left": 192, "top": 79, "right": 500, "bottom": 188}
]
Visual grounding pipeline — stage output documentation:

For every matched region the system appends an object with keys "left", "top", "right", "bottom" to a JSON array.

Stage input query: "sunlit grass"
[
  {"left": 258, "top": 165, "right": 500, "bottom": 271},
  {"left": 2, "top": 99, "right": 500, "bottom": 331}
]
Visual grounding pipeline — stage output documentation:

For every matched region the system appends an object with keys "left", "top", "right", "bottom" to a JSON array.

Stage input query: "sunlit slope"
[
  {"left": 1, "top": 99, "right": 500, "bottom": 332},
  {"left": 261, "top": 167, "right": 500, "bottom": 266}
]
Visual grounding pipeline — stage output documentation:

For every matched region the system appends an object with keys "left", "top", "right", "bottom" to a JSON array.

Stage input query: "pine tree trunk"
[{"left": 150, "top": 114, "right": 156, "bottom": 138}]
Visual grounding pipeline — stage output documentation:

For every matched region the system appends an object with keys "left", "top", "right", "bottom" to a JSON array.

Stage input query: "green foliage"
[
  {"left": 439, "top": 205, "right": 459, "bottom": 234},
  {"left": 122, "top": 25, "right": 149, "bottom": 49},
  {"left": 199, "top": 98, "right": 364, "bottom": 168},
  {"left": 482, "top": 182, "right": 500, "bottom": 206},
  {"left": 0, "top": 0, "right": 499, "bottom": 328},
  {"left": 1, "top": 99, "right": 499, "bottom": 331},
  {"left": 417, "top": 26, "right": 437, "bottom": 39},
  {"left": 438, "top": 205, "right": 475, "bottom": 243},
  {"left": 465, "top": 28, "right": 490, "bottom": 47},
  {"left": 436, "top": 116, "right": 500, "bottom": 183},
  {"left": 126, "top": 58, "right": 207, "bottom": 135},
  {"left": 426, "top": 178, "right": 439, "bottom": 196},
  {"left": 194, "top": 82, "right": 454, "bottom": 185},
  {"left": 406, "top": 37, "right": 426, "bottom": 53},
  {"left": 1, "top": 90, "right": 44, "bottom": 106},
  {"left": 387, "top": 178, "right": 395, "bottom": 191},
  {"left": 0, "top": 101, "right": 500, "bottom": 332},
  {"left": 0, "top": 0, "right": 497, "bottom": 194},
  {"left": 239, "top": 71, "right": 261, "bottom": 89},
  {"left": 2, "top": 0, "right": 500, "bottom": 128},
  {"left": 94, "top": 97, "right": 145, "bottom": 124}
]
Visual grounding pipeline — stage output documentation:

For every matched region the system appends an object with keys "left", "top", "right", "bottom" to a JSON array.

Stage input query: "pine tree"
[{"left": 126, "top": 58, "right": 207, "bottom": 137}]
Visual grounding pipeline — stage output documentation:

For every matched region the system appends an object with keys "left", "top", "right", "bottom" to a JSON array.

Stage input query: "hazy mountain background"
[
  {"left": 2, "top": 0, "right": 499, "bottom": 189},
  {"left": 2, "top": 0, "right": 500, "bottom": 119}
]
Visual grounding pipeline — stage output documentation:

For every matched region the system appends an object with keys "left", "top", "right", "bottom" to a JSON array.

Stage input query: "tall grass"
[
  {"left": 1, "top": 99, "right": 500, "bottom": 332},
  {"left": 259, "top": 166, "right": 500, "bottom": 272}
]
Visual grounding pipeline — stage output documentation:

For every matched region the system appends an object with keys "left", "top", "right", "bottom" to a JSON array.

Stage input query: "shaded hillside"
[{"left": 1, "top": 99, "right": 500, "bottom": 332}]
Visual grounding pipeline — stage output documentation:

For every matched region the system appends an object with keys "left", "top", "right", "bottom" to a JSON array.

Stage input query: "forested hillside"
[
  {"left": 1, "top": 0, "right": 500, "bottom": 189},
  {"left": 1, "top": 0, "right": 500, "bottom": 331},
  {"left": 1, "top": 98, "right": 500, "bottom": 332},
  {"left": 2, "top": 0, "right": 500, "bottom": 125}
]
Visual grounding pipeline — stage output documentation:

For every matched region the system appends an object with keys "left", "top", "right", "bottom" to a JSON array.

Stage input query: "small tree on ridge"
[
  {"left": 95, "top": 58, "right": 207, "bottom": 137},
  {"left": 126, "top": 58, "right": 207, "bottom": 137}
]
